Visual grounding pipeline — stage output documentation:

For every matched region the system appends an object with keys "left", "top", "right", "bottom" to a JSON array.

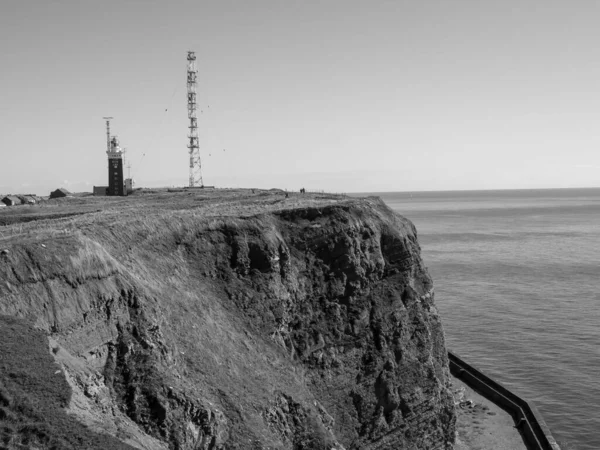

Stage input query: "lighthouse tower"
[{"left": 107, "top": 134, "right": 126, "bottom": 196}]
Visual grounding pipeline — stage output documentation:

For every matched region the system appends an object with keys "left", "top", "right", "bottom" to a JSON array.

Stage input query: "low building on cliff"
[
  {"left": 18, "top": 195, "right": 39, "bottom": 205},
  {"left": 93, "top": 186, "right": 108, "bottom": 196},
  {"left": 49, "top": 188, "right": 71, "bottom": 199},
  {"left": 1, "top": 195, "right": 22, "bottom": 206}
]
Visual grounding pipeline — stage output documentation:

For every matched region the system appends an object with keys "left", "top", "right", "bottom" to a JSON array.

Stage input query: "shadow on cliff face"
[{"left": 0, "top": 196, "right": 456, "bottom": 449}]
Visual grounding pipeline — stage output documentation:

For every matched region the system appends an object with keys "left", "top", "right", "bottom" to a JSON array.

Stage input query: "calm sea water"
[{"left": 369, "top": 188, "right": 600, "bottom": 450}]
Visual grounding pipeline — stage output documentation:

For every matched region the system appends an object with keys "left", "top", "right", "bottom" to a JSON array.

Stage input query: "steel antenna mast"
[{"left": 187, "top": 51, "right": 203, "bottom": 187}]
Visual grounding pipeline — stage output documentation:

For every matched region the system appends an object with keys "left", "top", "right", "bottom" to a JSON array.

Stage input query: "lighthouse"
[
  {"left": 94, "top": 118, "right": 130, "bottom": 197},
  {"left": 107, "top": 135, "right": 126, "bottom": 196},
  {"left": 100, "top": 117, "right": 127, "bottom": 197}
]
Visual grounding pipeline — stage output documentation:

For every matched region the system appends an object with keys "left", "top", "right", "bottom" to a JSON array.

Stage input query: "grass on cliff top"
[
  {"left": 0, "top": 187, "right": 352, "bottom": 241},
  {"left": 0, "top": 315, "right": 134, "bottom": 450}
]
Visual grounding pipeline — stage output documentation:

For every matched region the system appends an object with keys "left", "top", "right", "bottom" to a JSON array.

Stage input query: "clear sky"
[{"left": 1, "top": 0, "right": 600, "bottom": 195}]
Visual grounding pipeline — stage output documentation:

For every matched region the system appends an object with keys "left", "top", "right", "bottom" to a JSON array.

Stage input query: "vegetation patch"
[{"left": 0, "top": 315, "right": 134, "bottom": 450}]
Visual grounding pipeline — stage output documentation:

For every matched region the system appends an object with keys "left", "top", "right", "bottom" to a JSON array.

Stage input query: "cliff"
[{"left": 0, "top": 189, "right": 456, "bottom": 449}]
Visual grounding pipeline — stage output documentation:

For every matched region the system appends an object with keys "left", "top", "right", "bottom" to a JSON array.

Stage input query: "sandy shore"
[{"left": 451, "top": 374, "right": 528, "bottom": 450}]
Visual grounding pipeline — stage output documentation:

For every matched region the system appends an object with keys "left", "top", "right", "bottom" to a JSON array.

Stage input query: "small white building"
[{"left": 125, "top": 178, "right": 134, "bottom": 194}]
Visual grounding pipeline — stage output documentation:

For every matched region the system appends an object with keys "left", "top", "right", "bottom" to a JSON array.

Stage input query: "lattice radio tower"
[{"left": 187, "top": 51, "right": 203, "bottom": 187}]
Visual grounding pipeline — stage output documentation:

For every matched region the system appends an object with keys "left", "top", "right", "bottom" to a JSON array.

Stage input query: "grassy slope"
[{"left": 0, "top": 315, "right": 135, "bottom": 450}]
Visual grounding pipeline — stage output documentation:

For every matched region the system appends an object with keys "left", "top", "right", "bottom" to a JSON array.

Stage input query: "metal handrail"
[{"left": 448, "top": 351, "right": 561, "bottom": 450}]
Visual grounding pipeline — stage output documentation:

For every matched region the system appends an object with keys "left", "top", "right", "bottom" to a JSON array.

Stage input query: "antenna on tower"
[
  {"left": 122, "top": 147, "right": 129, "bottom": 174},
  {"left": 187, "top": 51, "right": 203, "bottom": 187},
  {"left": 103, "top": 117, "right": 113, "bottom": 153}
]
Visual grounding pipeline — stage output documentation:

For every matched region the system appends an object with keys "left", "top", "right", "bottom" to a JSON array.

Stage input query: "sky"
[{"left": 1, "top": 0, "right": 600, "bottom": 195}]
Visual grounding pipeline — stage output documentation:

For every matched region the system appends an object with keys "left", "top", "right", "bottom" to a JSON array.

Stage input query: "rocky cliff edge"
[{"left": 0, "top": 190, "right": 456, "bottom": 449}]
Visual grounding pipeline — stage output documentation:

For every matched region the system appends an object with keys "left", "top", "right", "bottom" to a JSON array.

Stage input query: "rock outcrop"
[{"left": 0, "top": 191, "right": 456, "bottom": 449}]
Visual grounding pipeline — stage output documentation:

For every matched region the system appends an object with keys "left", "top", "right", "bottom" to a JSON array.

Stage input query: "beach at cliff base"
[{"left": 451, "top": 374, "right": 527, "bottom": 450}]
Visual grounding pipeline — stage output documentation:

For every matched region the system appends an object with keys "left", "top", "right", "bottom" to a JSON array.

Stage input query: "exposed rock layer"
[{"left": 0, "top": 191, "right": 456, "bottom": 449}]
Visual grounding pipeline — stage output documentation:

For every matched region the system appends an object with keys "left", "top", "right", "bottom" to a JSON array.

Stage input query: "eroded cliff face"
[{"left": 0, "top": 195, "right": 455, "bottom": 449}]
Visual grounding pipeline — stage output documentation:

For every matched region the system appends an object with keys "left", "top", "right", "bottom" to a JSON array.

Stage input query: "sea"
[{"left": 367, "top": 188, "right": 599, "bottom": 450}]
